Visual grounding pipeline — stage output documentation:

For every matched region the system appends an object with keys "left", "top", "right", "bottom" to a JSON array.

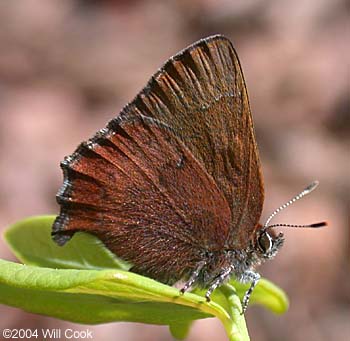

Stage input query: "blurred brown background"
[{"left": 0, "top": 1, "right": 349, "bottom": 340}]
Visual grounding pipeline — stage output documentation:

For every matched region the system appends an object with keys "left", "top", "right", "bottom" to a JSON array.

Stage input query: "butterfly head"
[
  {"left": 252, "top": 181, "right": 327, "bottom": 261},
  {"left": 254, "top": 228, "right": 284, "bottom": 260}
]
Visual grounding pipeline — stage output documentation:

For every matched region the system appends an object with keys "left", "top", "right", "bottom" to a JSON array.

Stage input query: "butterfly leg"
[
  {"left": 241, "top": 270, "right": 260, "bottom": 313},
  {"left": 205, "top": 266, "right": 234, "bottom": 302},
  {"left": 180, "top": 260, "right": 207, "bottom": 294}
]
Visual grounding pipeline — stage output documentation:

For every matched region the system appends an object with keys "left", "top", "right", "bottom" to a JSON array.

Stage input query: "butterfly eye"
[{"left": 257, "top": 232, "right": 273, "bottom": 254}]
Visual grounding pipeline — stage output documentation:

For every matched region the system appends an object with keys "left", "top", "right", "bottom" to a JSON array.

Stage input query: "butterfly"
[{"left": 52, "top": 35, "right": 326, "bottom": 312}]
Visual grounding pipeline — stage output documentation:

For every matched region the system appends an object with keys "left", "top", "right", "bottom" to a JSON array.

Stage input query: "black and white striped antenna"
[{"left": 262, "top": 181, "right": 327, "bottom": 232}]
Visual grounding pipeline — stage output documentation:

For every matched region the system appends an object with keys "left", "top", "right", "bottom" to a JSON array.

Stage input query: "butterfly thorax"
[{"left": 194, "top": 228, "right": 284, "bottom": 289}]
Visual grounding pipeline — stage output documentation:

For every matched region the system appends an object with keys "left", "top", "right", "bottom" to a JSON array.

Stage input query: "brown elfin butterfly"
[{"left": 52, "top": 35, "right": 326, "bottom": 312}]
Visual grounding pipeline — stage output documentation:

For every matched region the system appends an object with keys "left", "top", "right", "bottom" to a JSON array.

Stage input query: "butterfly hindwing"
[{"left": 53, "top": 115, "right": 232, "bottom": 283}]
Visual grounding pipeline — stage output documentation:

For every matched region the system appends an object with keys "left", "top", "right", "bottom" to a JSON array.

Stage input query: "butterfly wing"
[
  {"left": 52, "top": 115, "right": 232, "bottom": 283},
  {"left": 130, "top": 35, "right": 264, "bottom": 247}
]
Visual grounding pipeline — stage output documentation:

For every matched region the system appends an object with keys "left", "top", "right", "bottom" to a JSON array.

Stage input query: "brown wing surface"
[
  {"left": 130, "top": 35, "right": 264, "bottom": 247},
  {"left": 52, "top": 116, "right": 231, "bottom": 283}
]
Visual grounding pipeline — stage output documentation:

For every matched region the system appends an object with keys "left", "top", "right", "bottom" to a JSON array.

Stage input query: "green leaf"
[
  {"left": 0, "top": 259, "right": 235, "bottom": 335},
  {"left": 169, "top": 321, "right": 193, "bottom": 340},
  {"left": 4, "top": 215, "right": 129, "bottom": 270},
  {"left": 1, "top": 216, "right": 290, "bottom": 340}
]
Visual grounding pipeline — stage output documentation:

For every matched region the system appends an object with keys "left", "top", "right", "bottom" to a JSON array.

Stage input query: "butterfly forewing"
[{"left": 133, "top": 35, "right": 264, "bottom": 247}]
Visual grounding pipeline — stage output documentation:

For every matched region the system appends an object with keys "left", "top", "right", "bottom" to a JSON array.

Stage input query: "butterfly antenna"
[{"left": 263, "top": 181, "right": 327, "bottom": 232}]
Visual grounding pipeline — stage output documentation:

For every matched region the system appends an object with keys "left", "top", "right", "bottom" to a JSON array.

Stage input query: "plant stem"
[{"left": 219, "top": 284, "right": 250, "bottom": 341}]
